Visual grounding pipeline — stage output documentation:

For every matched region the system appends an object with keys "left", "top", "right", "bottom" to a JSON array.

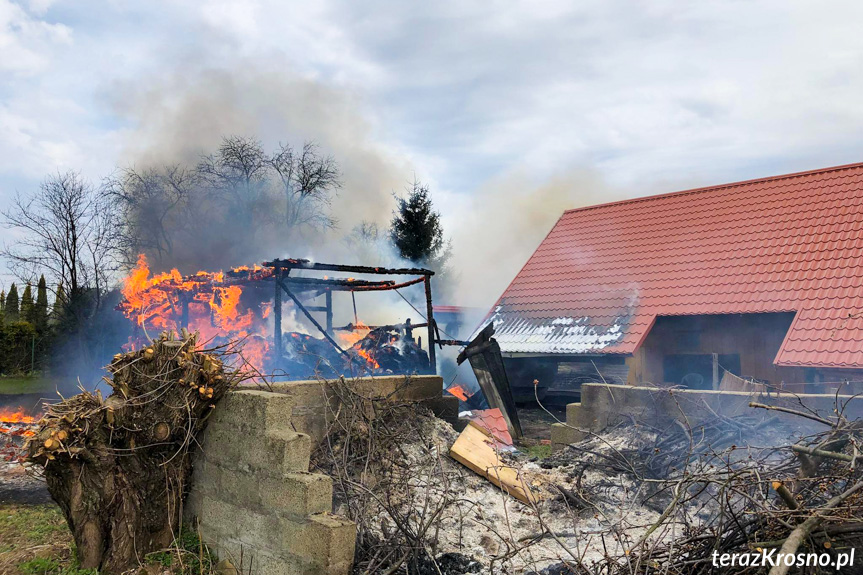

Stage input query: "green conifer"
[{"left": 6, "top": 284, "right": 19, "bottom": 321}]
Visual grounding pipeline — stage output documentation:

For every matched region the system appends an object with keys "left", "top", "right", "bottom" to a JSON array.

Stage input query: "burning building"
[
  {"left": 118, "top": 255, "right": 439, "bottom": 379},
  {"left": 474, "top": 162, "right": 863, "bottom": 402}
]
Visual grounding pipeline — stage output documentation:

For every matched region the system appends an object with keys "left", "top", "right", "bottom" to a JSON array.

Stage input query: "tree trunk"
[{"left": 27, "top": 331, "right": 236, "bottom": 574}]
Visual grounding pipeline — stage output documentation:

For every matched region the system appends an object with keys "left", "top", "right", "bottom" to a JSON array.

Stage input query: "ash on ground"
[{"left": 313, "top": 400, "right": 816, "bottom": 575}]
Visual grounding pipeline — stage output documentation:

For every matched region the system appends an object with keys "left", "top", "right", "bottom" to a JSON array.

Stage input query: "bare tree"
[
  {"left": 197, "top": 136, "right": 272, "bottom": 231},
  {"left": 270, "top": 141, "right": 341, "bottom": 236},
  {"left": 107, "top": 165, "right": 196, "bottom": 268},
  {"left": 2, "top": 171, "right": 122, "bottom": 315}
]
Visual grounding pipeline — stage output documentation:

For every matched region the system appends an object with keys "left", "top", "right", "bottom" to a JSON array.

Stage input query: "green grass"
[
  {"left": 0, "top": 504, "right": 76, "bottom": 575},
  {"left": 1, "top": 503, "right": 218, "bottom": 575},
  {"left": 0, "top": 504, "right": 70, "bottom": 554},
  {"left": 17, "top": 557, "right": 97, "bottom": 575},
  {"left": 522, "top": 443, "right": 552, "bottom": 460},
  {"left": 0, "top": 377, "right": 53, "bottom": 395},
  {"left": 145, "top": 529, "right": 215, "bottom": 575}
]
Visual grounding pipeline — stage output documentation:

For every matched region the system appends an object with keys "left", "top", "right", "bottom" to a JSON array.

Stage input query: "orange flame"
[
  {"left": 0, "top": 408, "right": 36, "bottom": 424},
  {"left": 118, "top": 255, "right": 271, "bottom": 373},
  {"left": 355, "top": 347, "right": 380, "bottom": 369},
  {"left": 336, "top": 321, "right": 372, "bottom": 346}
]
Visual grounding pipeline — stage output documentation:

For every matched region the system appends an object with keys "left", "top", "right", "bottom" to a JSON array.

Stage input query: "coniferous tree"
[
  {"left": 20, "top": 284, "right": 33, "bottom": 324},
  {"left": 6, "top": 283, "right": 19, "bottom": 321},
  {"left": 389, "top": 181, "right": 445, "bottom": 264},
  {"left": 51, "top": 284, "right": 66, "bottom": 325},
  {"left": 34, "top": 275, "right": 49, "bottom": 332},
  {"left": 0, "top": 289, "right": 5, "bottom": 315}
]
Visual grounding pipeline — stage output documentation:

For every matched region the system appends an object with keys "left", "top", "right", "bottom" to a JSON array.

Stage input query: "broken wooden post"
[
  {"left": 424, "top": 275, "right": 436, "bottom": 374},
  {"left": 712, "top": 352, "right": 719, "bottom": 390},
  {"left": 274, "top": 266, "right": 283, "bottom": 364},
  {"left": 325, "top": 290, "right": 333, "bottom": 335}
]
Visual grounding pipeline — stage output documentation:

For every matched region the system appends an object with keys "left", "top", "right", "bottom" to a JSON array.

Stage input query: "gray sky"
[{"left": 3, "top": 0, "right": 863, "bottom": 305}]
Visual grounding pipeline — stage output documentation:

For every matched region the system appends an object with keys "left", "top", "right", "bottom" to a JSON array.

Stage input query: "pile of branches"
[
  {"left": 26, "top": 331, "right": 243, "bottom": 574},
  {"left": 546, "top": 402, "right": 863, "bottom": 575},
  {"left": 310, "top": 376, "right": 475, "bottom": 575}
]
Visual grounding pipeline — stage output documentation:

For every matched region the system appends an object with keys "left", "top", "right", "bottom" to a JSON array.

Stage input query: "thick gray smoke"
[
  {"left": 107, "top": 58, "right": 625, "bottom": 335},
  {"left": 448, "top": 169, "right": 619, "bottom": 309},
  {"left": 110, "top": 60, "right": 415, "bottom": 272}
]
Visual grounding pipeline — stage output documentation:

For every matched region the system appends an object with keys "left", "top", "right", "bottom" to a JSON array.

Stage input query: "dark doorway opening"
[{"left": 663, "top": 353, "right": 741, "bottom": 389}]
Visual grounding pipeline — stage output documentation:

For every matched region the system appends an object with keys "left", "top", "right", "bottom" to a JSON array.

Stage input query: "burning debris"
[
  {"left": 118, "top": 255, "right": 438, "bottom": 379},
  {"left": 1, "top": 409, "right": 38, "bottom": 463},
  {"left": 283, "top": 325, "right": 429, "bottom": 379}
]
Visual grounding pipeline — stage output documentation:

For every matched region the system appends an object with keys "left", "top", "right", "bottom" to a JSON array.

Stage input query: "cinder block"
[
  {"left": 551, "top": 422, "right": 585, "bottom": 452},
  {"left": 249, "top": 549, "right": 312, "bottom": 575},
  {"left": 306, "top": 513, "right": 356, "bottom": 570},
  {"left": 219, "top": 466, "right": 262, "bottom": 509},
  {"left": 199, "top": 497, "right": 241, "bottom": 540},
  {"left": 211, "top": 389, "right": 295, "bottom": 433},
  {"left": 232, "top": 506, "right": 270, "bottom": 548},
  {"left": 565, "top": 402, "right": 581, "bottom": 425},
  {"left": 201, "top": 428, "right": 244, "bottom": 467},
  {"left": 191, "top": 458, "right": 223, "bottom": 493},
  {"left": 267, "top": 513, "right": 355, "bottom": 570},
  {"left": 259, "top": 472, "right": 333, "bottom": 517},
  {"left": 243, "top": 430, "right": 312, "bottom": 473}
]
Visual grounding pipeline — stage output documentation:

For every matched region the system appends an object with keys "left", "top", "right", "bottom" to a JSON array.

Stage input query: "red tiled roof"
[{"left": 479, "top": 162, "right": 863, "bottom": 368}]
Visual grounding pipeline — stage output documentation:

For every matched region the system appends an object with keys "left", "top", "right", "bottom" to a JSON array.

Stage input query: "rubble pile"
[
  {"left": 282, "top": 327, "right": 429, "bottom": 379},
  {"left": 314, "top": 375, "right": 863, "bottom": 575}
]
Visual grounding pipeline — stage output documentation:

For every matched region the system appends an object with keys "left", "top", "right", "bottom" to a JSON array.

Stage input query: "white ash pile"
[{"left": 311, "top": 378, "right": 840, "bottom": 575}]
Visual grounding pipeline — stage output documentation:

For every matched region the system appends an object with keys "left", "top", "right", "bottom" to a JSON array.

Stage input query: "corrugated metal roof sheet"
[{"left": 475, "top": 162, "right": 863, "bottom": 368}]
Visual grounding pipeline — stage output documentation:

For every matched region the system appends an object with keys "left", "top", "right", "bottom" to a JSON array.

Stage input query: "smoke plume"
[{"left": 448, "top": 169, "right": 619, "bottom": 310}]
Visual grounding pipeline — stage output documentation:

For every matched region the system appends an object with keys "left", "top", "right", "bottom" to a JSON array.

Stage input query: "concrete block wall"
[
  {"left": 186, "top": 389, "right": 355, "bottom": 575},
  {"left": 551, "top": 383, "right": 863, "bottom": 451},
  {"left": 248, "top": 374, "right": 457, "bottom": 444},
  {"left": 186, "top": 375, "right": 455, "bottom": 574}
]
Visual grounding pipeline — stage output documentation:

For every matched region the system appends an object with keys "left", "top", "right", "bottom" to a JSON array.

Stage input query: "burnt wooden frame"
[{"left": 264, "top": 259, "right": 437, "bottom": 374}]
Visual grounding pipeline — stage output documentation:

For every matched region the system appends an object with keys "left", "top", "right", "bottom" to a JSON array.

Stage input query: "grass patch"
[
  {"left": 0, "top": 504, "right": 70, "bottom": 553},
  {"left": 522, "top": 443, "right": 552, "bottom": 460},
  {"left": 0, "top": 377, "right": 53, "bottom": 395},
  {"left": 145, "top": 529, "right": 215, "bottom": 575},
  {"left": 1, "top": 504, "right": 218, "bottom": 575},
  {"left": 17, "top": 557, "right": 97, "bottom": 575},
  {"left": 0, "top": 503, "right": 76, "bottom": 575}
]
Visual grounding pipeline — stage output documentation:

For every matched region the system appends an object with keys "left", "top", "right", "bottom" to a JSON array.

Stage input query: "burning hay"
[
  {"left": 283, "top": 325, "right": 430, "bottom": 379},
  {"left": 24, "top": 330, "right": 243, "bottom": 574}
]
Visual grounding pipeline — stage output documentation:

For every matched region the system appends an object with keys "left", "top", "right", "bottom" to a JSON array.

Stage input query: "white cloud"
[{"left": 0, "top": 0, "right": 70, "bottom": 75}]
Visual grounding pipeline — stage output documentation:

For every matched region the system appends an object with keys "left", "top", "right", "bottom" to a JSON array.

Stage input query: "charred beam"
[
  {"left": 283, "top": 277, "right": 396, "bottom": 288},
  {"left": 334, "top": 321, "right": 429, "bottom": 331},
  {"left": 424, "top": 275, "right": 436, "bottom": 374},
  {"left": 325, "top": 290, "right": 333, "bottom": 335},
  {"left": 273, "top": 268, "right": 283, "bottom": 363},
  {"left": 279, "top": 279, "right": 355, "bottom": 364},
  {"left": 264, "top": 258, "right": 434, "bottom": 276}
]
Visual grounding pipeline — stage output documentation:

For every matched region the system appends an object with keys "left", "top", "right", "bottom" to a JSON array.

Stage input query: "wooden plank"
[{"left": 448, "top": 422, "right": 536, "bottom": 504}]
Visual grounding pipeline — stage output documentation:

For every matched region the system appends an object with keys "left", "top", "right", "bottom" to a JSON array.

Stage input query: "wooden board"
[{"left": 449, "top": 422, "right": 536, "bottom": 504}]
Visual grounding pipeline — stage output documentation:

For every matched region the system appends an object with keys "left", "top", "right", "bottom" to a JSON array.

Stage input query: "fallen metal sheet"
[{"left": 457, "top": 323, "right": 523, "bottom": 440}]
